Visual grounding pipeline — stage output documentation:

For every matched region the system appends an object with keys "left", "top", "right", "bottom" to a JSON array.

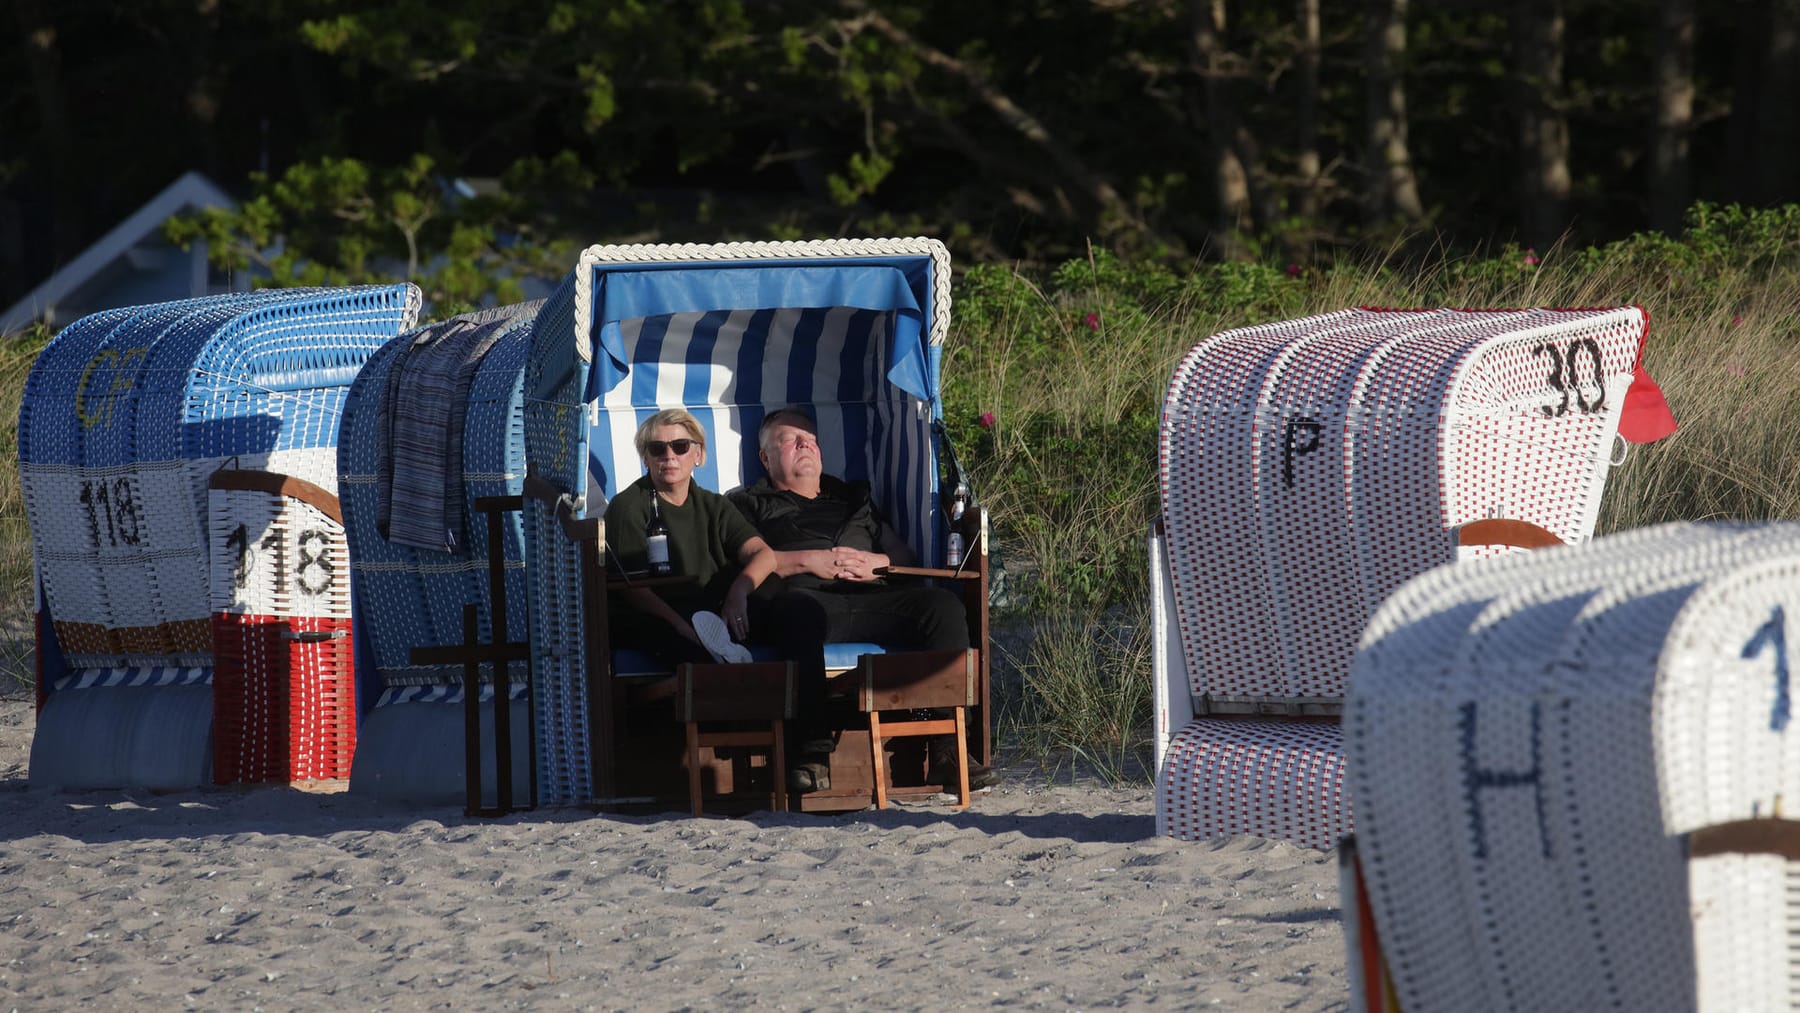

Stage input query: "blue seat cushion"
[{"left": 610, "top": 642, "right": 886, "bottom": 678}]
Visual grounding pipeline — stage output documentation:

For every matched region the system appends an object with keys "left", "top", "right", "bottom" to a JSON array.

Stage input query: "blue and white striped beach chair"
[{"left": 520, "top": 238, "right": 987, "bottom": 811}]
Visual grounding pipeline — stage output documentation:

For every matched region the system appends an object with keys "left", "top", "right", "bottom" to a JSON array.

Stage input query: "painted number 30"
[{"left": 1534, "top": 337, "right": 1607, "bottom": 418}]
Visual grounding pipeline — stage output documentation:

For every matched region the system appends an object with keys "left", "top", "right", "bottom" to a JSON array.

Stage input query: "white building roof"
[{"left": 1, "top": 171, "right": 235, "bottom": 334}]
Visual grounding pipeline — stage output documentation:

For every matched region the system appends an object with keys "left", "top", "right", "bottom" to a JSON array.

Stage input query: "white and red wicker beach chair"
[{"left": 1152, "top": 306, "right": 1675, "bottom": 850}]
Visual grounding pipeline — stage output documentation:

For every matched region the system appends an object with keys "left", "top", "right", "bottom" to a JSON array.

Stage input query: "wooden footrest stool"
[
  {"left": 858, "top": 649, "right": 979, "bottom": 809},
  {"left": 675, "top": 661, "right": 796, "bottom": 817}
]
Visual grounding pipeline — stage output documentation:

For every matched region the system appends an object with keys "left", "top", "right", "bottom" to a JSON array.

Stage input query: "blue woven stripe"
[
  {"left": 52, "top": 666, "right": 211, "bottom": 691},
  {"left": 373, "top": 681, "right": 531, "bottom": 707},
  {"left": 184, "top": 288, "right": 416, "bottom": 457},
  {"left": 27, "top": 292, "right": 276, "bottom": 469}
]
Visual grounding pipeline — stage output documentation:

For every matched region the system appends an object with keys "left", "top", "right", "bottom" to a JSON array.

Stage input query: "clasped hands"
[{"left": 821, "top": 546, "right": 887, "bottom": 582}]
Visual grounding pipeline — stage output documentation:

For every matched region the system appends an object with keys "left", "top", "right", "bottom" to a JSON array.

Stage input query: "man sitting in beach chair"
[{"left": 730, "top": 407, "right": 1002, "bottom": 794}]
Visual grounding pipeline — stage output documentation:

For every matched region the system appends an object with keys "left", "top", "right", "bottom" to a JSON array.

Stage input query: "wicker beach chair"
[
  {"left": 518, "top": 237, "right": 989, "bottom": 812},
  {"left": 335, "top": 302, "right": 543, "bottom": 806},
  {"left": 1344, "top": 521, "right": 1800, "bottom": 1012},
  {"left": 20, "top": 285, "right": 420, "bottom": 789},
  {"left": 1152, "top": 306, "right": 1674, "bottom": 850}
]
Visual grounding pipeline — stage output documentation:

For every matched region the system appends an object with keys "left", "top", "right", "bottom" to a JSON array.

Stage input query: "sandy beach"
[{"left": 0, "top": 694, "right": 1348, "bottom": 1010}]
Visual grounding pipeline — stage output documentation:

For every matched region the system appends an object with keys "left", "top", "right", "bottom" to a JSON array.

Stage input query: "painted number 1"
[{"left": 1741, "top": 605, "right": 1791, "bottom": 732}]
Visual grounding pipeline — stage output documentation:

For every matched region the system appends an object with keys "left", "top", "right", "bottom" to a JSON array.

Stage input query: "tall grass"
[
  {"left": 3, "top": 206, "right": 1798, "bottom": 757},
  {"left": 0, "top": 326, "right": 50, "bottom": 695}
]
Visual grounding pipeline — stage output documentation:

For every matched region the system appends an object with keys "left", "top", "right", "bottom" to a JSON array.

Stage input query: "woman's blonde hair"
[{"left": 634, "top": 408, "right": 708, "bottom": 464}]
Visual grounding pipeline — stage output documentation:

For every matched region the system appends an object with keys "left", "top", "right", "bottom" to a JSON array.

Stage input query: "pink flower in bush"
[
  {"left": 1084, "top": 311, "right": 1101, "bottom": 331},
  {"left": 1286, "top": 262, "right": 1301, "bottom": 277},
  {"left": 1523, "top": 249, "right": 1540, "bottom": 267},
  {"left": 978, "top": 411, "right": 996, "bottom": 429},
  {"left": 1732, "top": 314, "right": 1744, "bottom": 327},
  {"left": 1726, "top": 363, "right": 1749, "bottom": 377}
]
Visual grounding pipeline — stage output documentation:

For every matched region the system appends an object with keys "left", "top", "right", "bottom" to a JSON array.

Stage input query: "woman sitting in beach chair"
[{"left": 602, "top": 407, "right": 776, "bottom": 668}]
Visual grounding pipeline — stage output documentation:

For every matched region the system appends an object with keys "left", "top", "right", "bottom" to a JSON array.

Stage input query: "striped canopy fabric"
[
  {"left": 522, "top": 237, "right": 953, "bottom": 805},
  {"left": 1345, "top": 522, "right": 1800, "bottom": 1012}
]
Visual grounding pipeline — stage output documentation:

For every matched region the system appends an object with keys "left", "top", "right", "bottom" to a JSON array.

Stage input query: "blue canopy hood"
[{"left": 581, "top": 261, "right": 934, "bottom": 403}]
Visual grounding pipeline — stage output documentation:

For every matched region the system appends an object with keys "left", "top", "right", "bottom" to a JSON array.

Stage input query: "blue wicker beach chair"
[
  {"left": 19, "top": 285, "right": 420, "bottom": 789},
  {"left": 336, "top": 302, "right": 543, "bottom": 807},
  {"left": 520, "top": 237, "right": 986, "bottom": 812}
]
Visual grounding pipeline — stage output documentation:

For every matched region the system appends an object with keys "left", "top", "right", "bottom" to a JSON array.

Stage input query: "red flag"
[{"left": 1618, "top": 362, "right": 1677, "bottom": 444}]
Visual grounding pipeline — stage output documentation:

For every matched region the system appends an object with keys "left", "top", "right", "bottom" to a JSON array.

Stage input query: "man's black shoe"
[
  {"left": 926, "top": 739, "right": 1003, "bottom": 790},
  {"left": 787, "top": 761, "right": 830, "bottom": 794},
  {"left": 791, "top": 727, "right": 838, "bottom": 758},
  {"left": 798, "top": 736, "right": 837, "bottom": 757}
]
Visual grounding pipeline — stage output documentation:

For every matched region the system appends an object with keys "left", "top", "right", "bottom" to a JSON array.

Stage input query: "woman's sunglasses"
[{"left": 646, "top": 438, "right": 696, "bottom": 457}]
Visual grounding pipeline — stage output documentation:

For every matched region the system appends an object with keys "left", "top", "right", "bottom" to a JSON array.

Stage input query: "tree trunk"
[
  {"left": 178, "top": 0, "right": 226, "bottom": 176},
  {"left": 12, "top": 0, "right": 82, "bottom": 266},
  {"left": 1722, "top": 0, "right": 1800, "bottom": 205},
  {"left": 1192, "top": 0, "right": 1255, "bottom": 255},
  {"left": 1511, "top": 0, "right": 1572, "bottom": 249},
  {"left": 1725, "top": 0, "right": 1765, "bottom": 202},
  {"left": 1364, "top": 0, "right": 1425, "bottom": 228},
  {"left": 1751, "top": 1, "right": 1800, "bottom": 204},
  {"left": 1650, "top": 0, "right": 1696, "bottom": 233},
  {"left": 840, "top": 0, "right": 1146, "bottom": 246},
  {"left": 1296, "top": 0, "right": 1322, "bottom": 222}
]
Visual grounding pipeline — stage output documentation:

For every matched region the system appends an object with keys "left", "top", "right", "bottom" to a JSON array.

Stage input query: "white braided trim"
[
  {"left": 571, "top": 237, "right": 953, "bottom": 363},
  {"left": 400, "top": 283, "right": 424, "bottom": 330}
]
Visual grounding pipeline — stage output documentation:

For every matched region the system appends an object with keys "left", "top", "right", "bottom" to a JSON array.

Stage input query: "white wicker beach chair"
[
  {"left": 1344, "top": 521, "right": 1800, "bottom": 1012},
  {"left": 1153, "top": 306, "right": 1671, "bottom": 850}
]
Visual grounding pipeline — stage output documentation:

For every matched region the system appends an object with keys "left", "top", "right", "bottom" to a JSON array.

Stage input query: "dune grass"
[
  {"left": 4, "top": 206, "right": 1799, "bottom": 769},
  {"left": 0, "top": 326, "right": 49, "bottom": 697}
]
